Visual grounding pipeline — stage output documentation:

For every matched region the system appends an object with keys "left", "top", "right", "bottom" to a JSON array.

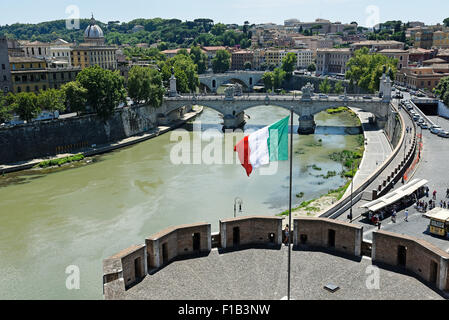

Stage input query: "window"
[{"left": 1, "top": 64, "right": 4, "bottom": 70}]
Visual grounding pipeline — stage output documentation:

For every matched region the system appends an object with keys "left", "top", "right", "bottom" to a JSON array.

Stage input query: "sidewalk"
[
  {"left": 342, "top": 108, "right": 393, "bottom": 198},
  {"left": 337, "top": 103, "right": 417, "bottom": 221}
]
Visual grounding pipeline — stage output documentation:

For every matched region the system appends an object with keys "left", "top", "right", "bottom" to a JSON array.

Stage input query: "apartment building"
[{"left": 316, "top": 48, "right": 352, "bottom": 75}]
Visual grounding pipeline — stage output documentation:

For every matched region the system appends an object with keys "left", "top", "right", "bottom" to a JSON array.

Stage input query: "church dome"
[{"left": 84, "top": 15, "right": 104, "bottom": 39}]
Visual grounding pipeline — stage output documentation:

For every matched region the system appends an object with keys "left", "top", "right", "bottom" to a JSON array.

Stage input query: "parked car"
[
  {"left": 413, "top": 115, "right": 420, "bottom": 121},
  {"left": 318, "top": 94, "right": 328, "bottom": 99},
  {"left": 431, "top": 126, "right": 442, "bottom": 134},
  {"left": 418, "top": 118, "right": 424, "bottom": 124},
  {"left": 438, "top": 130, "right": 449, "bottom": 138},
  {"left": 363, "top": 95, "right": 373, "bottom": 99}
]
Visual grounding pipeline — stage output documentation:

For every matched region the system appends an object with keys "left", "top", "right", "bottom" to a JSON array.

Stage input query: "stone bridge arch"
[{"left": 198, "top": 72, "right": 265, "bottom": 93}]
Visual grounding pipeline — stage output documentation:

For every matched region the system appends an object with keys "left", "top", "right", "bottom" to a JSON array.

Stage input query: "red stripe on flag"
[{"left": 234, "top": 136, "right": 253, "bottom": 177}]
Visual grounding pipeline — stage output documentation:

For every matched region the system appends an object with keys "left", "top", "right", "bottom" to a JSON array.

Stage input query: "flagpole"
[{"left": 288, "top": 108, "right": 293, "bottom": 300}]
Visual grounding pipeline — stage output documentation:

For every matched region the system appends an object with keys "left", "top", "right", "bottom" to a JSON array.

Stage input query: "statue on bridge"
[
  {"left": 224, "top": 84, "right": 243, "bottom": 100},
  {"left": 301, "top": 83, "right": 315, "bottom": 101}
]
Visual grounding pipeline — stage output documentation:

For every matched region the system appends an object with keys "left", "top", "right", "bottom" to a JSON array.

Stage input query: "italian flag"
[{"left": 234, "top": 116, "right": 290, "bottom": 177}]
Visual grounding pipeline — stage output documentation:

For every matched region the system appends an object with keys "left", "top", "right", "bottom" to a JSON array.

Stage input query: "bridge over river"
[{"left": 161, "top": 74, "right": 394, "bottom": 134}]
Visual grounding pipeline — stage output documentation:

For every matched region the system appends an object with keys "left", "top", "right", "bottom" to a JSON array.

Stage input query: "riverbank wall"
[{"left": 0, "top": 104, "right": 187, "bottom": 166}]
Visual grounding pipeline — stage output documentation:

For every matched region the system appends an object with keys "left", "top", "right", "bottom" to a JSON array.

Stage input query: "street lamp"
[{"left": 234, "top": 197, "right": 243, "bottom": 218}]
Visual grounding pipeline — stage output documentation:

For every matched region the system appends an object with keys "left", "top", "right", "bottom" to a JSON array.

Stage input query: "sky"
[{"left": 0, "top": 0, "right": 448, "bottom": 27}]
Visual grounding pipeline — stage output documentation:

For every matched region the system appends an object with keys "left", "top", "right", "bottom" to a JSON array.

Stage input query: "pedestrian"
[
  {"left": 284, "top": 225, "right": 289, "bottom": 245},
  {"left": 446, "top": 188, "right": 449, "bottom": 198},
  {"left": 441, "top": 200, "right": 444, "bottom": 208},
  {"left": 378, "top": 221, "right": 381, "bottom": 230},
  {"left": 392, "top": 210, "right": 397, "bottom": 223},
  {"left": 433, "top": 190, "right": 437, "bottom": 200},
  {"left": 404, "top": 209, "right": 409, "bottom": 222},
  {"left": 424, "top": 202, "right": 428, "bottom": 212},
  {"left": 426, "top": 186, "right": 429, "bottom": 198},
  {"left": 444, "top": 201, "right": 447, "bottom": 209}
]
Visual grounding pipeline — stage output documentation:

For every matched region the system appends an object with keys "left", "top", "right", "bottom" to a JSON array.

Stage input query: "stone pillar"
[
  {"left": 207, "top": 225, "right": 212, "bottom": 252},
  {"left": 222, "top": 112, "right": 246, "bottom": 131},
  {"left": 293, "top": 220, "right": 299, "bottom": 246},
  {"left": 277, "top": 219, "right": 283, "bottom": 245},
  {"left": 153, "top": 239, "right": 161, "bottom": 269},
  {"left": 438, "top": 257, "right": 448, "bottom": 291},
  {"left": 298, "top": 115, "right": 316, "bottom": 135},
  {"left": 220, "top": 221, "right": 227, "bottom": 249},
  {"left": 354, "top": 228, "right": 362, "bottom": 257},
  {"left": 169, "top": 74, "right": 177, "bottom": 97}
]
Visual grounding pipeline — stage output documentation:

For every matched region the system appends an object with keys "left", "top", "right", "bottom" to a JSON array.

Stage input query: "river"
[{"left": 0, "top": 105, "right": 362, "bottom": 299}]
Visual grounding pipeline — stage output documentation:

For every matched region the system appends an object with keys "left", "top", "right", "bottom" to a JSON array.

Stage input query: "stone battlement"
[{"left": 103, "top": 216, "right": 449, "bottom": 299}]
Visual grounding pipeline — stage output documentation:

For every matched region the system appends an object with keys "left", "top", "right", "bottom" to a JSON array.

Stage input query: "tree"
[
  {"left": 211, "top": 23, "right": 226, "bottom": 36},
  {"left": 76, "top": 65, "right": 127, "bottom": 120},
  {"left": 160, "top": 54, "right": 199, "bottom": 93},
  {"left": 334, "top": 81, "right": 344, "bottom": 94},
  {"left": 11, "top": 92, "right": 40, "bottom": 122},
  {"left": 127, "top": 66, "right": 165, "bottom": 107},
  {"left": 212, "top": 49, "right": 231, "bottom": 73},
  {"left": 444, "top": 18, "right": 449, "bottom": 27},
  {"left": 273, "top": 67, "right": 286, "bottom": 89},
  {"left": 435, "top": 77, "right": 449, "bottom": 106},
  {"left": 262, "top": 72, "right": 275, "bottom": 91},
  {"left": 37, "top": 89, "right": 66, "bottom": 114},
  {"left": 61, "top": 81, "right": 87, "bottom": 115},
  {"left": 319, "top": 77, "right": 332, "bottom": 94},
  {"left": 281, "top": 52, "right": 297, "bottom": 77},
  {"left": 307, "top": 63, "right": 316, "bottom": 72},
  {"left": 190, "top": 45, "right": 208, "bottom": 74},
  {"left": 0, "top": 92, "right": 13, "bottom": 123},
  {"left": 244, "top": 61, "right": 252, "bottom": 70},
  {"left": 346, "top": 48, "right": 397, "bottom": 93}
]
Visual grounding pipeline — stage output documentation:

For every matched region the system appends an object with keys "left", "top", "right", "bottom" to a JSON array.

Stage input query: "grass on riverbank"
[{"left": 35, "top": 154, "right": 85, "bottom": 168}]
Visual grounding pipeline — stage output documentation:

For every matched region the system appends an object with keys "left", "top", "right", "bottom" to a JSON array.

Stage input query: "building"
[
  {"left": 201, "top": 46, "right": 228, "bottom": 67},
  {"left": 413, "top": 28, "right": 435, "bottom": 49},
  {"left": 316, "top": 48, "right": 352, "bottom": 76},
  {"left": 395, "top": 64, "right": 449, "bottom": 91},
  {"left": 9, "top": 56, "right": 81, "bottom": 93},
  {"left": 0, "top": 36, "right": 12, "bottom": 93},
  {"left": 432, "top": 30, "right": 449, "bottom": 48},
  {"left": 50, "top": 39, "right": 73, "bottom": 67},
  {"left": 231, "top": 50, "right": 254, "bottom": 70},
  {"left": 71, "top": 15, "right": 118, "bottom": 70},
  {"left": 7, "top": 39, "right": 24, "bottom": 57},
  {"left": 408, "top": 48, "right": 435, "bottom": 65},
  {"left": 161, "top": 48, "right": 191, "bottom": 59},
  {"left": 378, "top": 49, "right": 409, "bottom": 70},
  {"left": 9, "top": 57, "right": 49, "bottom": 93},
  {"left": 296, "top": 49, "right": 314, "bottom": 68},
  {"left": 19, "top": 41, "right": 51, "bottom": 60},
  {"left": 351, "top": 40, "right": 404, "bottom": 52}
]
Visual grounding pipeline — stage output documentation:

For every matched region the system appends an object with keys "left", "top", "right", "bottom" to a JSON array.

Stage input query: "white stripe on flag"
[{"left": 248, "top": 126, "right": 269, "bottom": 169}]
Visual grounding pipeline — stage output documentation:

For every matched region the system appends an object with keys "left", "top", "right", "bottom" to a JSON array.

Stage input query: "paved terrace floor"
[{"left": 124, "top": 247, "right": 444, "bottom": 300}]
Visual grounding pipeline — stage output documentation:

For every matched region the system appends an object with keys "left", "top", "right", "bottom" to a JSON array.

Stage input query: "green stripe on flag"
[{"left": 267, "top": 115, "right": 290, "bottom": 162}]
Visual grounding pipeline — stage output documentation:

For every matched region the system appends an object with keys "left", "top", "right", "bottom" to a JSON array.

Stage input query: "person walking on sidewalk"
[
  {"left": 433, "top": 190, "right": 437, "bottom": 200},
  {"left": 404, "top": 209, "right": 409, "bottom": 222},
  {"left": 392, "top": 210, "right": 397, "bottom": 223}
]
